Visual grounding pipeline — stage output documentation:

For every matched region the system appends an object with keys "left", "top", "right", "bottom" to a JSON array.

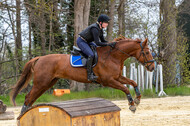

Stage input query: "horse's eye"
[{"left": 146, "top": 52, "right": 149, "bottom": 54}]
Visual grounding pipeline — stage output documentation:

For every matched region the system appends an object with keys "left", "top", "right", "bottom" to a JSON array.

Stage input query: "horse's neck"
[
  {"left": 115, "top": 41, "right": 138, "bottom": 60},
  {"left": 98, "top": 41, "right": 138, "bottom": 63}
]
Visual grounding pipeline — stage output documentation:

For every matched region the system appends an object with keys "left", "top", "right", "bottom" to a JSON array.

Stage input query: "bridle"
[
  {"left": 136, "top": 42, "right": 155, "bottom": 69},
  {"left": 115, "top": 41, "right": 155, "bottom": 70}
]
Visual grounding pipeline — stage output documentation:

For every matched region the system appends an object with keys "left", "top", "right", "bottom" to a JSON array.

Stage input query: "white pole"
[
  {"left": 130, "top": 64, "right": 133, "bottom": 80},
  {"left": 138, "top": 65, "right": 141, "bottom": 90},
  {"left": 134, "top": 67, "right": 138, "bottom": 84},
  {"left": 149, "top": 72, "right": 153, "bottom": 90},
  {"left": 158, "top": 64, "right": 167, "bottom": 96},
  {"left": 145, "top": 71, "right": 149, "bottom": 89},
  {"left": 123, "top": 66, "right": 127, "bottom": 87},
  {"left": 141, "top": 65, "right": 144, "bottom": 91},
  {"left": 130, "top": 64, "right": 133, "bottom": 89},
  {"left": 130, "top": 63, "right": 135, "bottom": 89},
  {"left": 156, "top": 65, "right": 159, "bottom": 94}
]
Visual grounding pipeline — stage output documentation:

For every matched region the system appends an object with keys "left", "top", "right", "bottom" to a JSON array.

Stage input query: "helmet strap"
[{"left": 97, "top": 21, "right": 103, "bottom": 29}]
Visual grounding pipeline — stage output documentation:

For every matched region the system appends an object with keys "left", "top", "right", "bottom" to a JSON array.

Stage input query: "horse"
[{"left": 10, "top": 36, "right": 155, "bottom": 114}]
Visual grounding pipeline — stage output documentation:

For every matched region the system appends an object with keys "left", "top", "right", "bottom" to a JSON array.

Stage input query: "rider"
[{"left": 77, "top": 14, "right": 116, "bottom": 81}]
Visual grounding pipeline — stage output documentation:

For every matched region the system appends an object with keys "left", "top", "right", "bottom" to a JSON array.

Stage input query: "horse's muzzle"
[
  {"left": 149, "top": 66, "right": 155, "bottom": 72},
  {"left": 146, "top": 62, "right": 155, "bottom": 72},
  {"left": 147, "top": 64, "right": 155, "bottom": 72}
]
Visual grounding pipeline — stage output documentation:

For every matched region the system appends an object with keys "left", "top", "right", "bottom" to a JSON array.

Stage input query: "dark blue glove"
[
  {"left": 107, "top": 42, "right": 116, "bottom": 48},
  {"left": 89, "top": 42, "right": 97, "bottom": 47}
]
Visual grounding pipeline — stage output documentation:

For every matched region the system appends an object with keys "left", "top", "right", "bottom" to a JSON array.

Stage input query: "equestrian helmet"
[{"left": 97, "top": 14, "right": 111, "bottom": 23}]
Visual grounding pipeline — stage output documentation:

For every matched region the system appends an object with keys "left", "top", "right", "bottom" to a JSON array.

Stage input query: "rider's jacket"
[{"left": 79, "top": 23, "right": 107, "bottom": 46}]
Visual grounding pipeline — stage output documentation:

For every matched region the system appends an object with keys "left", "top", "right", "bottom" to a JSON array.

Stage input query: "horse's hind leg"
[
  {"left": 118, "top": 76, "right": 141, "bottom": 105},
  {"left": 106, "top": 79, "right": 136, "bottom": 113},
  {"left": 21, "top": 78, "right": 58, "bottom": 114}
]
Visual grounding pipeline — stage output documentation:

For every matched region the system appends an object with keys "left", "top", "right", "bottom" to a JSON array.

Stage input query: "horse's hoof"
[
  {"left": 134, "top": 98, "right": 140, "bottom": 105},
  {"left": 129, "top": 105, "right": 136, "bottom": 113}
]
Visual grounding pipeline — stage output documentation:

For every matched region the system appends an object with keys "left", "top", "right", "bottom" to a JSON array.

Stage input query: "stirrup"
[{"left": 88, "top": 74, "right": 98, "bottom": 81}]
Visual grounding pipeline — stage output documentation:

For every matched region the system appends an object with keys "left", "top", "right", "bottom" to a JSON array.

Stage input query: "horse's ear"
[{"left": 142, "top": 38, "right": 148, "bottom": 47}]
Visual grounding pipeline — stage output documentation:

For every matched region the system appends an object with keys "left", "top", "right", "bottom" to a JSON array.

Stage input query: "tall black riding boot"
[{"left": 87, "top": 56, "right": 98, "bottom": 81}]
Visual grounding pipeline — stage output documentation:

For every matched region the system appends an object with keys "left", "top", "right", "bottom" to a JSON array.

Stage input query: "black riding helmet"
[{"left": 97, "top": 14, "right": 111, "bottom": 23}]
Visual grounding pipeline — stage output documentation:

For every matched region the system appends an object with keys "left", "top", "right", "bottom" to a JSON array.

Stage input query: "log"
[
  {"left": 0, "top": 100, "right": 7, "bottom": 113},
  {"left": 0, "top": 111, "right": 14, "bottom": 120}
]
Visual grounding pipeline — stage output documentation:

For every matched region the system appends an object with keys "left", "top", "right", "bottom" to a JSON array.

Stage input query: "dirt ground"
[
  {"left": 0, "top": 96, "right": 190, "bottom": 126},
  {"left": 113, "top": 96, "right": 190, "bottom": 126}
]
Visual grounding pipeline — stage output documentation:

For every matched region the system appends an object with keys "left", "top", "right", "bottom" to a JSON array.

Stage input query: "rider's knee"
[{"left": 89, "top": 53, "right": 94, "bottom": 58}]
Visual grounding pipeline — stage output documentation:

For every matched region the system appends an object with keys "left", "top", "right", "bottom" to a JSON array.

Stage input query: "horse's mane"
[{"left": 113, "top": 35, "right": 142, "bottom": 43}]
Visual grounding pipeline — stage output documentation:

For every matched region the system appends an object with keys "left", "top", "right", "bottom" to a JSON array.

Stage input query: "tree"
[
  {"left": 15, "top": 0, "right": 22, "bottom": 74},
  {"left": 107, "top": 0, "right": 115, "bottom": 42},
  {"left": 176, "top": 0, "right": 190, "bottom": 84},
  {"left": 158, "top": 0, "right": 177, "bottom": 85},
  {"left": 74, "top": 0, "right": 91, "bottom": 43},
  {"left": 24, "top": 0, "right": 64, "bottom": 55},
  {"left": 117, "top": 0, "right": 125, "bottom": 36},
  {"left": 70, "top": 0, "right": 91, "bottom": 91},
  {"left": 65, "top": 0, "right": 74, "bottom": 51}
]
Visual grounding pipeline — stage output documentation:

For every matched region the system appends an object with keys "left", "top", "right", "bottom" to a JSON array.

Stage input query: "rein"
[
  {"left": 116, "top": 47, "right": 131, "bottom": 57},
  {"left": 111, "top": 41, "right": 155, "bottom": 69}
]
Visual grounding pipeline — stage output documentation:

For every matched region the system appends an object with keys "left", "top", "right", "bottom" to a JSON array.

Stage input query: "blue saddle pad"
[{"left": 70, "top": 55, "right": 86, "bottom": 67}]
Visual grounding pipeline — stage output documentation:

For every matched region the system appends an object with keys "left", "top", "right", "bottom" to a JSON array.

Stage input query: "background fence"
[{"left": 123, "top": 63, "right": 167, "bottom": 96}]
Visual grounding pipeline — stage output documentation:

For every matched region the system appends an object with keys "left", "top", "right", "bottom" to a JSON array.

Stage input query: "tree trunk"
[
  {"left": 28, "top": 13, "right": 32, "bottom": 60},
  {"left": 107, "top": 0, "right": 115, "bottom": 42},
  {"left": 118, "top": 0, "right": 125, "bottom": 36},
  {"left": 71, "top": 0, "right": 91, "bottom": 91},
  {"left": 16, "top": 0, "right": 22, "bottom": 76},
  {"left": 49, "top": 3, "right": 53, "bottom": 52},
  {"left": 39, "top": 0, "right": 46, "bottom": 55},
  {"left": 158, "top": 0, "right": 177, "bottom": 85},
  {"left": 66, "top": 0, "right": 74, "bottom": 51},
  {"left": 74, "top": 0, "right": 91, "bottom": 44}
]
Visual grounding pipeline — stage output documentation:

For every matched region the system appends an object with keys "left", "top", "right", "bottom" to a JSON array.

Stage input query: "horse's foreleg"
[
  {"left": 106, "top": 79, "right": 136, "bottom": 113},
  {"left": 118, "top": 76, "right": 141, "bottom": 105}
]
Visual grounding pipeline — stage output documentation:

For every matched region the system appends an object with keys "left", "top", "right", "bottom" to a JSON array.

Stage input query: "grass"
[
  {"left": 0, "top": 86, "right": 190, "bottom": 106},
  {"left": 165, "top": 86, "right": 190, "bottom": 96}
]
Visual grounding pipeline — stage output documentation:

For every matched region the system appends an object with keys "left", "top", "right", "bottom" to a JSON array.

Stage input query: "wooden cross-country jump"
[{"left": 17, "top": 98, "right": 121, "bottom": 126}]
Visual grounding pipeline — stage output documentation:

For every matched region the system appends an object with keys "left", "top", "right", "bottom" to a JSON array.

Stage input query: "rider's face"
[{"left": 101, "top": 22, "right": 109, "bottom": 28}]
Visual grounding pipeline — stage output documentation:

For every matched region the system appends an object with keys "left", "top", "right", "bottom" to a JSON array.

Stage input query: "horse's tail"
[{"left": 10, "top": 57, "right": 40, "bottom": 106}]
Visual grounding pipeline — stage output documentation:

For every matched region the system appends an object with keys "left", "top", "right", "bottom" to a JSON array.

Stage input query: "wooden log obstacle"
[
  {"left": 0, "top": 100, "right": 7, "bottom": 114},
  {"left": 17, "top": 98, "right": 121, "bottom": 126},
  {"left": 0, "top": 100, "right": 14, "bottom": 120}
]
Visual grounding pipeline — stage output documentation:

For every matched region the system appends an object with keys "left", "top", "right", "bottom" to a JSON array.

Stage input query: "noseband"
[{"left": 137, "top": 42, "right": 155, "bottom": 69}]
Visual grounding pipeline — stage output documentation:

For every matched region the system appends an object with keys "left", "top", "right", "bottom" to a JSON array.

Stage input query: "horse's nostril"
[{"left": 151, "top": 67, "right": 154, "bottom": 71}]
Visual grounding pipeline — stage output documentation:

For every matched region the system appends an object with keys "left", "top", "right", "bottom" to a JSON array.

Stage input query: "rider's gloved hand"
[
  {"left": 89, "top": 42, "right": 97, "bottom": 47},
  {"left": 107, "top": 42, "right": 116, "bottom": 48}
]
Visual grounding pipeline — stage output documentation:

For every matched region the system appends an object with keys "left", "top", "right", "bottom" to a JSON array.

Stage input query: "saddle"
[{"left": 70, "top": 46, "right": 98, "bottom": 67}]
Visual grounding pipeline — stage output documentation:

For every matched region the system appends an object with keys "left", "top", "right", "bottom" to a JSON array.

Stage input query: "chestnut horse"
[{"left": 10, "top": 36, "right": 155, "bottom": 114}]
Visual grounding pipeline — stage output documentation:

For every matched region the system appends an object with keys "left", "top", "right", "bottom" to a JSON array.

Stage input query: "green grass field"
[{"left": 0, "top": 86, "right": 190, "bottom": 106}]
